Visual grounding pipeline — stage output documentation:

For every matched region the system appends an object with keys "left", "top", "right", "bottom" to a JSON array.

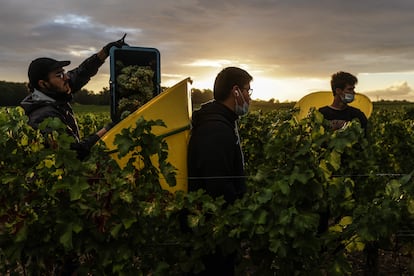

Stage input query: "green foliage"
[
  {"left": 1, "top": 106, "right": 414, "bottom": 274},
  {"left": 238, "top": 108, "right": 414, "bottom": 274}
]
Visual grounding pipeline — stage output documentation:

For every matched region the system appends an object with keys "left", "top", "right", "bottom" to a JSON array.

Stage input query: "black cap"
[{"left": 28, "top": 57, "right": 70, "bottom": 88}]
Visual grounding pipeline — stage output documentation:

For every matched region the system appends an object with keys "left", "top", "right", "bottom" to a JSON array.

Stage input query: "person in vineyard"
[
  {"left": 20, "top": 35, "right": 127, "bottom": 160},
  {"left": 317, "top": 71, "right": 368, "bottom": 235},
  {"left": 187, "top": 66, "right": 253, "bottom": 275},
  {"left": 318, "top": 71, "right": 368, "bottom": 131}
]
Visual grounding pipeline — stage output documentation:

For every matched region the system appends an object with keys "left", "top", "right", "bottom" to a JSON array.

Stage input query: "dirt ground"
[{"left": 348, "top": 249, "right": 414, "bottom": 275}]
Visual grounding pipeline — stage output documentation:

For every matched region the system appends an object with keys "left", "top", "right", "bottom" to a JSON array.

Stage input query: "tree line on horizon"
[
  {"left": 0, "top": 80, "right": 217, "bottom": 107},
  {"left": 0, "top": 80, "right": 110, "bottom": 107},
  {"left": 1, "top": 80, "right": 411, "bottom": 109}
]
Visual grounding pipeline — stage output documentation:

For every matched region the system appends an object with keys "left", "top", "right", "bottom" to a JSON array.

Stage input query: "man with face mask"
[
  {"left": 21, "top": 35, "right": 128, "bottom": 160},
  {"left": 318, "top": 71, "right": 368, "bottom": 131},
  {"left": 317, "top": 71, "right": 368, "bottom": 236},
  {"left": 187, "top": 66, "right": 253, "bottom": 275}
]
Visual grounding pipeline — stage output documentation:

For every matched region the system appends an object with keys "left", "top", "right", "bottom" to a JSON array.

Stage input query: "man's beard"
[{"left": 44, "top": 82, "right": 73, "bottom": 102}]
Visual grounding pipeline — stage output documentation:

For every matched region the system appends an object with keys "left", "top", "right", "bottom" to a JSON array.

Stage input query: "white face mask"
[
  {"left": 235, "top": 92, "right": 249, "bottom": 116},
  {"left": 341, "top": 93, "right": 355, "bottom": 104}
]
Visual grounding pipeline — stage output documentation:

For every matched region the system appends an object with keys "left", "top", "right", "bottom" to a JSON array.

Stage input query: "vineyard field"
[{"left": 1, "top": 102, "right": 414, "bottom": 274}]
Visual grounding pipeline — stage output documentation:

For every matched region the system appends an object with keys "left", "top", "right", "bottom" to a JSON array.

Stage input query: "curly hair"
[{"left": 330, "top": 71, "right": 358, "bottom": 95}]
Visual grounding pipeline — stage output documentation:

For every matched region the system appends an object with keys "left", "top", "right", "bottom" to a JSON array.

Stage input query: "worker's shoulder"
[
  {"left": 29, "top": 103, "right": 63, "bottom": 119},
  {"left": 347, "top": 105, "right": 366, "bottom": 116},
  {"left": 197, "top": 114, "right": 234, "bottom": 132},
  {"left": 347, "top": 105, "right": 362, "bottom": 111},
  {"left": 318, "top": 105, "right": 330, "bottom": 112}
]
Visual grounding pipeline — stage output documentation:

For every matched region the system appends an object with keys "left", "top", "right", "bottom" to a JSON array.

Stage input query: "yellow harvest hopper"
[
  {"left": 294, "top": 91, "right": 373, "bottom": 120},
  {"left": 101, "top": 78, "right": 193, "bottom": 193}
]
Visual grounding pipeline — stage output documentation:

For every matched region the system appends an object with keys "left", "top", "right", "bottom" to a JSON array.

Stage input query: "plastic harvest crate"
[{"left": 109, "top": 46, "right": 161, "bottom": 122}]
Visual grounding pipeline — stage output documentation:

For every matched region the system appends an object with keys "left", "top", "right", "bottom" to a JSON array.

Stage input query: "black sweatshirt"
[{"left": 187, "top": 101, "right": 246, "bottom": 204}]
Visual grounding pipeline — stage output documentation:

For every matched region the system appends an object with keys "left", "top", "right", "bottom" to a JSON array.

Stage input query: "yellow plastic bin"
[
  {"left": 294, "top": 91, "right": 373, "bottom": 120},
  {"left": 102, "top": 78, "right": 193, "bottom": 193}
]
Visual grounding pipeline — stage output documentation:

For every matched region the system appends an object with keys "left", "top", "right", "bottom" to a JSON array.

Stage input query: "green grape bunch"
[
  {"left": 118, "top": 95, "right": 144, "bottom": 119},
  {"left": 116, "top": 61, "right": 155, "bottom": 118}
]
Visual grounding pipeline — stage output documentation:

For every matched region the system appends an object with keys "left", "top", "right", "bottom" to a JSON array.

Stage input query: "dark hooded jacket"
[
  {"left": 187, "top": 100, "right": 246, "bottom": 204},
  {"left": 20, "top": 54, "right": 105, "bottom": 160}
]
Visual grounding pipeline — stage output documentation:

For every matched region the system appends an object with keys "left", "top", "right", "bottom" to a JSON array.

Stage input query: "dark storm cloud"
[{"left": 150, "top": 0, "right": 414, "bottom": 80}]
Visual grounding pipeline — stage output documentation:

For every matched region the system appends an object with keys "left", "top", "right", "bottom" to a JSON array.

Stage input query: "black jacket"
[
  {"left": 187, "top": 101, "right": 246, "bottom": 204},
  {"left": 20, "top": 54, "right": 104, "bottom": 160}
]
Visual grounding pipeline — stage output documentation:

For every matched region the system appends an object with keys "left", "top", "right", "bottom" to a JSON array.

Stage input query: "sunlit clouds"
[
  {"left": 1, "top": 0, "right": 414, "bottom": 101},
  {"left": 185, "top": 59, "right": 234, "bottom": 68},
  {"left": 53, "top": 14, "right": 92, "bottom": 27}
]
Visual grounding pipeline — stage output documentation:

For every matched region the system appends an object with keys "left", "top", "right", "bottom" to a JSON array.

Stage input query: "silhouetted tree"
[
  {"left": 96, "top": 87, "right": 110, "bottom": 105},
  {"left": 0, "top": 80, "right": 111, "bottom": 106},
  {"left": 0, "top": 81, "right": 29, "bottom": 106},
  {"left": 72, "top": 87, "right": 110, "bottom": 105},
  {"left": 73, "top": 89, "right": 92, "bottom": 105},
  {"left": 191, "top": 88, "right": 213, "bottom": 105}
]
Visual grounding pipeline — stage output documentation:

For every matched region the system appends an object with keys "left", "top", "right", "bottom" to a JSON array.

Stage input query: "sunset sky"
[{"left": 2, "top": 0, "right": 414, "bottom": 102}]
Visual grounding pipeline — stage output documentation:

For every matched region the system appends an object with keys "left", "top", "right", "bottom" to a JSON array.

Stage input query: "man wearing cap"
[{"left": 21, "top": 36, "right": 127, "bottom": 160}]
